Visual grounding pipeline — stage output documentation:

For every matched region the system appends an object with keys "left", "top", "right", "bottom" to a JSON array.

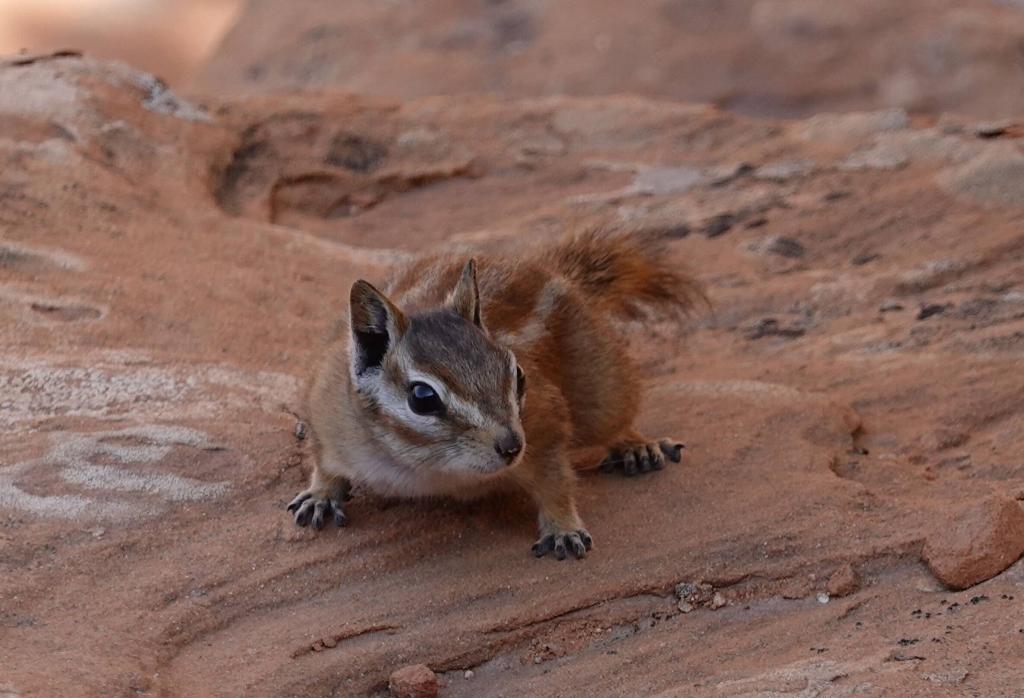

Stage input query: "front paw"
[
  {"left": 600, "top": 438, "right": 684, "bottom": 476},
  {"left": 532, "top": 528, "right": 593, "bottom": 560},
  {"left": 287, "top": 486, "right": 350, "bottom": 530}
]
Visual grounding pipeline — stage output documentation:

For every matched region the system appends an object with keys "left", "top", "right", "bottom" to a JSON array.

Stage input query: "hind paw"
[{"left": 600, "top": 438, "right": 684, "bottom": 476}]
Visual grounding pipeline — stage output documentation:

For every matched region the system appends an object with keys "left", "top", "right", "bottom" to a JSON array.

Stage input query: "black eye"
[
  {"left": 515, "top": 365, "right": 526, "bottom": 397},
  {"left": 408, "top": 382, "right": 445, "bottom": 416}
]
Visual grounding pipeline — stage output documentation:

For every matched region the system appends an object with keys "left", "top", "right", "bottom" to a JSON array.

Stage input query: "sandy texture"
[
  {"left": 2, "top": 54, "right": 1024, "bottom": 696},
  {"left": 195, "top": 0, "right": 1024, "bottom": 119}
]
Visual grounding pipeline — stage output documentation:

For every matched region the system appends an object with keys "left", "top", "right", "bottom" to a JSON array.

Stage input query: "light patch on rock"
[
  {"left": 653, "top": 379, "right": 808, "bottom": 403},
  {"left": 0, "top": 284, "right": 106, "bottom": 324},
  {"left": 0, "top": 241, "right": 88, "bottom": 271},
  {"left": 0, "top": 64, "right": 81, "bottom": 121},
  {"left": 922, "top": 669, "right": 969, "bottom": 686},
  {"left": 891, "top": 258, "right": 966, "bottom": 295},
  {"left": 628, "top": 166, "right": 703, "bottom": 196},
  {"left": 570, "top": 163, "right": 703, "bottom": 204},
  {"left": 754, "top": 160, "right": 815, "bottom": 182},
  {"left": 937, "top": 148, "right": 1024, "bottom": 208},
  {"left": 136, "top": 74, "right": 211, "bottom": 123},
  {"left": 797, "top": 109, "right": 909, "bottom": 145},
  {"left": 396, "top": 126, "right": 443, "bottom": 150},
  {"left": 873, "top": 130, "right": 979, "bottom": 166},
  {"left": 809, "top": 275, "right": 874, "bottom": 316},
  {"left": 0, "top": 425, "right": 231, "bottom": 521},
  {"left": 0, "top": 357, "right": 300, "bottom": 428},
  {"left": 710, "top": 654, "right": 892, "bottom": 697},
  {"left": 839, "top": 143, "right": 908, "bottom": 171}
]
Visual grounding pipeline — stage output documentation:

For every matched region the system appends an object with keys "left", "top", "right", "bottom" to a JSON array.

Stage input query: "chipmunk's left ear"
[{"left": 449, "top": 259, "right": 484, "bottom": 329}]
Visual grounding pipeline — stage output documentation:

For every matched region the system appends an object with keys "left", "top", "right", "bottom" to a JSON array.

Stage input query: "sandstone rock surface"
[{"left": 2, "top": 53, "right": 1024, "bottom": 696}]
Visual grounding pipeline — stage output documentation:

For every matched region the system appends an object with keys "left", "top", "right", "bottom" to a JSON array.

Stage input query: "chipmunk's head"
[{"left": 347, "top": 260, "right": 526, "bottom": 476}]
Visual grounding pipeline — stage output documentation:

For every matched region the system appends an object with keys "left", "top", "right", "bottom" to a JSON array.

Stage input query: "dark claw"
[
  {"left": 579, "top": 530, "right": 593, "bottom": 551},
  {"left": 637, "top": 447, "right": 654, "bottom": 473},
  {"left": 333, "top": 506, "right": 349, "bottom": 528},
  {"left": 648, "top": 444, "right": 665, "bottom": 470},
  {"left": 311, "top": 500, "right": 328, "bottom": 530},
  {"left": 294, "top": 500, "right": 315, "bottom": 526},
  {"left": 600, "top": 440, "right": 679, "bottom": 475},
  {"left": 532, "top": 534, "right": 555, "bottom": 557},
  {"left": 659, "top": 441, "right": 685, "bottom": 463},
  {"left": 554, "top": 540, "right": 567, "bottom": 560},
  {"left": 567, "top": 533, "right": 588, "bottom": 558},
  {"left": 622, "top": 450, "right": 638, "bottom": 476},
  {"left": 287, "top": 491, "right": 311, "bottom": 513}
]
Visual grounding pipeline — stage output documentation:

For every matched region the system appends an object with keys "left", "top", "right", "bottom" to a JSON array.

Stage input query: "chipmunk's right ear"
[
  {"left": 349, "top": 280, "right": 406, "bottom": 376},
  {"left": 449, "top": 258, "right": 484, "bottom": 329}
]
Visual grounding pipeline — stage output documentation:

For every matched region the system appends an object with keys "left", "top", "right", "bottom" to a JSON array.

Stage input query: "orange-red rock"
[
  {"left": 826, "top": 563, "right": 860, "bottom": 598},
  {"left": 3, "top": 52, "right": 1024, "bottom": 697},
  {"left": 389, "top": 664, "right": 439, "bottom": 698},
  {"left": 923, "top": 498, "right": 1024, "bottom": 590}
]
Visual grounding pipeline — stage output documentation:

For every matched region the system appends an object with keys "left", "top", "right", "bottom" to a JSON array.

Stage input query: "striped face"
[{"left": 348, "top": 267, "right": 526, "bottom": 478}]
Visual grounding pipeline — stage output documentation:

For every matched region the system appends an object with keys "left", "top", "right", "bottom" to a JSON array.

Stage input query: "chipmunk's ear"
[
  {"left": 349, "top": 280, "right": 406, "bottom": 376},
  {"left": 449, "top": 259, "right": 484, "bottom": 328}
]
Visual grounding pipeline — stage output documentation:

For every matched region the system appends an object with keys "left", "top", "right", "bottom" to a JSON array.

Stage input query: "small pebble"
[
  {"left": 389, "top": 664, "right": 438, "bottom": 698},
  {"left": 826, "top": 563, "right": 860, "bottom": 597},
  {"left": 817, "top": 592, "right": 830, "bottom": 604},
  {"left": 463, "top": 670, "right": 474, "bottom": 680}
]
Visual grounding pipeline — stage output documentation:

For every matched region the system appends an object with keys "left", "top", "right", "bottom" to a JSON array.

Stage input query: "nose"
[{"left": 494, "top": 431, "right": 523, "bottom": 463}]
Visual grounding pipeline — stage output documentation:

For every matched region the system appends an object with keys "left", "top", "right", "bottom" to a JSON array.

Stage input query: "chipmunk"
[{"left": 287, "top": 229, "right": 703, "bottom": 559}]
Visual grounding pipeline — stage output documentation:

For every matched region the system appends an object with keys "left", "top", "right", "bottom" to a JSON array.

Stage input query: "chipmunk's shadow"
[{"left": 356, "top": 487, "right": 537, "bottom": 532}]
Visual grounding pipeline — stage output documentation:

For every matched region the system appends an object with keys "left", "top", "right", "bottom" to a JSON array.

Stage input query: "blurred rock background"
[
  {"left": 0, "top": 0, "right": 240, "bottom": 85},
  {"left": 5, "top": 0, "right": 1024, "bottom": 119}
]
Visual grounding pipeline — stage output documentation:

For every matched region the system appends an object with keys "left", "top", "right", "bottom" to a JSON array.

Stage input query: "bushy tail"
[{"left": 546, "top": 228, "right": 707, "bottom": 322}]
